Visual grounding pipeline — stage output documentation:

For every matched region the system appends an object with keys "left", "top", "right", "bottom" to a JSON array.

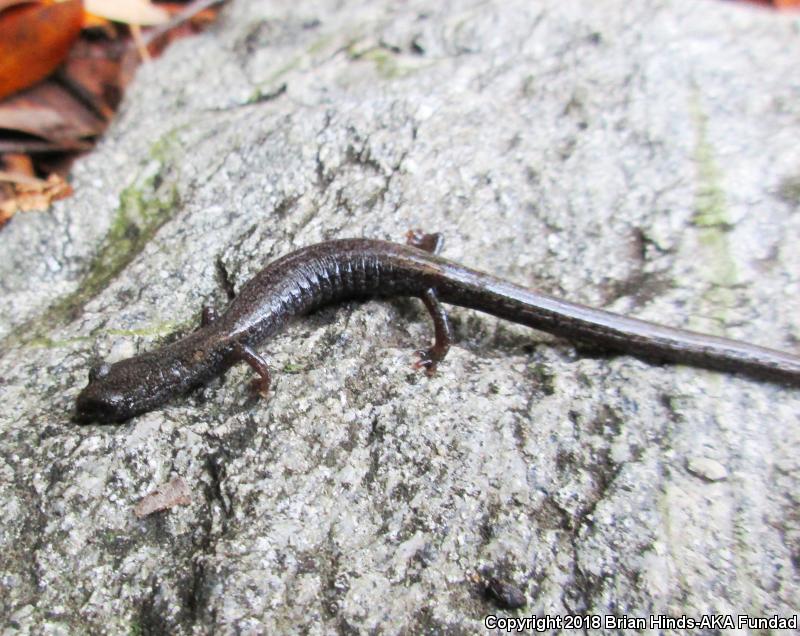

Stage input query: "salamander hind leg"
[
  {"left": 405, "top": 232, "right": 451, "bottom": 374},
  {"left": 232, "top": 343, "right": 272, "bottom": 397},
  {"left": 406, "top": 229, "right": 444, "bottom": 255},
  {"left": 414, "top": 288, "right": 452, "bottom": 376}
]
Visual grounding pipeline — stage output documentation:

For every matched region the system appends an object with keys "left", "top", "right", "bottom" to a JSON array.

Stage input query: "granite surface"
[{"left": 1, "top": 0, "right": 799, "bottom": 633}]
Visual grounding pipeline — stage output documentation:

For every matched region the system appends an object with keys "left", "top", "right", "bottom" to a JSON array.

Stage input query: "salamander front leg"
[
  {"left": 232, "top": 343, "right": 272, "bottom": 397},
  {"left": 414, "top": 288, "right": 452, "bottom": 376},
  {"left": 201, "top": 306, "right": 218, "bottom": 327},
  {"left": 406, "top": 229, "right": 444, "bottom": 255}
]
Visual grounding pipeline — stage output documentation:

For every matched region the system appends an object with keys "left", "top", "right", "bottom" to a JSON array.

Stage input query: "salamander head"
[
  {"left": 74, "top": 356, "right": 179, "bottom": 424},
  {"left": 75, "top": 328, "right": 231, "bottom": 424}
]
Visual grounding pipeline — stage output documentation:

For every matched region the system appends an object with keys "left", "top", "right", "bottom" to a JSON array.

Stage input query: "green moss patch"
[
  {"left": 688, "top": 91, "right": 739, "bottom": 325},
  {"left": 8, "top": 134, "right": 183, "bottom": 348}
]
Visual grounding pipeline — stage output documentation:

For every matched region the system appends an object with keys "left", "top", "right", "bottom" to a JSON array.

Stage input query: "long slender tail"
[{"left": 429, "top": 258, "right": 800, "bottom": 386}]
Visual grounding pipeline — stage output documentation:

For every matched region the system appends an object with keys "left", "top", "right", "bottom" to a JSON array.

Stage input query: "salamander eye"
[{"left": 88, "top": 363, "right": 111, "bottom": 382}]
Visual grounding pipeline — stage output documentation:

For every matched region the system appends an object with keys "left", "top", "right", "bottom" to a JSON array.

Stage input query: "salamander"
[{"left": 74, "top": 231, "right": 800, "bottom": 423}]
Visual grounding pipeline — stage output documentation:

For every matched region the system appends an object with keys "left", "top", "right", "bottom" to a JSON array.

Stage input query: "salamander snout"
[
  {"left": 74, "top": 352, "right": 196, "bottom": 423},
  {"left": 74, "top": 361, "right": 138, "bottom": 424},
  {"left": 74, "top": 385, "right": 129, "bottom": 424}
]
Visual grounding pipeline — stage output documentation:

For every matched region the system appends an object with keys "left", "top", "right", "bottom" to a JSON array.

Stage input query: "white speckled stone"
[{"left": 686, "top": 456, "right": 729, "bottom": 482}]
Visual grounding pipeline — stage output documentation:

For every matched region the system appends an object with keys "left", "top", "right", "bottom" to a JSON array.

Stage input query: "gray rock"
[
  {"left": 686, "top": 456, "right": 728, "bottom": 482},
  {"left": 1, "top": 0, "right": 799, "bottom": 632}
]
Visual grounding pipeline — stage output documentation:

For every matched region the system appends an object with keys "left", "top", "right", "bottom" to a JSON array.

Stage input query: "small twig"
[
  {"left": 53, "top": 68, "right": 115, "bottom": 121},
  {"left": 142, "top": 0, "right": 225, "bottom": 48},
  {"left": 0, "top": 139, "right": 93, "bottom": 154},
  {"left": 130, "top": 24, "right": 152, "bottom": 62}
]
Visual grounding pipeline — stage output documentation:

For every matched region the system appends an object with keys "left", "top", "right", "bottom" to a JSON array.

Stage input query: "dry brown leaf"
[
  {"left": 0, "top": 0, "right": 84, "bottom": 100},
  {"left": 0, "top": 81, "right": 106, "bottom": 144},
  {"left": 62, "top": 38, "right": 127, "bottom": 119},
  {"left": 142, "top": 0, "right": 222, "bottom": 47},
  {"left": 1, "top": 152, "right": 35, "bottom": 177},
  {"left": 734, "top": 0, "right": 800, "bottom": 7},
  {"left": 0, "top": 0, "right": 40, "bottom": 13},
  {"left": 0, "top": 170, "right": 41, "bottom": 186},
  {"left": 84, "top": 0, "right": 170, "bottom": 26},
  {"left": 0, "top": 0, "right": 226, "bottom": 227},
  {"left": 133, "top": 477, "right": 192, "bottom": 518},
  {"left": 0, "top": 172, "right": 72, "bottom": 225}
]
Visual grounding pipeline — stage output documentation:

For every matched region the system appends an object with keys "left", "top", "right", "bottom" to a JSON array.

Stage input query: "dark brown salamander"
[{"left": 75, "top": 232, "right": 800, "bottom": 423}]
